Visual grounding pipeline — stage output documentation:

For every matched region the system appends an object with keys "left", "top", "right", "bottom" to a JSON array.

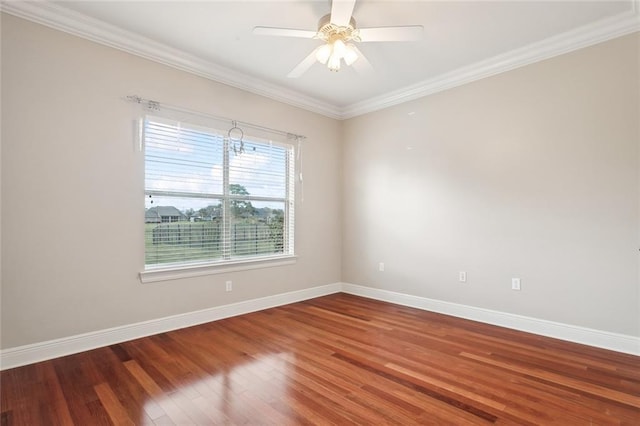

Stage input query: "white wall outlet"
[
  {"left": 511, "top": 278, "right": 521, "bottom": 291},
  {"left": 225, "top": 281, "right": 233, "bottom": 292},
  {"left": 459, "top": 271, "right": 467, "bottom": 282},
  {"left": 378, "top": 262, "right": 385, "bottom": 272}
]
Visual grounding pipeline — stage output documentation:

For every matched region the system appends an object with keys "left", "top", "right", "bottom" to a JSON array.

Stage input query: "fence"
[{"left": 151, "top": 221, "right": 283, "bottom": 255}]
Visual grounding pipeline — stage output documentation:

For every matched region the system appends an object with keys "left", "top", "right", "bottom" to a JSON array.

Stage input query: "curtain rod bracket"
[{"left": 126, "top": 95, "right": 160, "bottom": 111}]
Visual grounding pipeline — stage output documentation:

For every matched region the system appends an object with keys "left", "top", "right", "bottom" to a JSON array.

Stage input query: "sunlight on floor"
[{"left": 139, "top": 352, "right": 296, "bottom": 424}]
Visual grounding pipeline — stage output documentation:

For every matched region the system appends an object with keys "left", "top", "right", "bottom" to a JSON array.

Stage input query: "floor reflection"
[{"left": 133, "top": 328, "right": 299, "bottom": 424}]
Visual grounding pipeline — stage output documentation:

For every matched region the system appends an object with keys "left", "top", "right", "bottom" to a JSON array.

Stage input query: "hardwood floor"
[{"left": 1, "top": 293, "right": 639, "bottom": 425}]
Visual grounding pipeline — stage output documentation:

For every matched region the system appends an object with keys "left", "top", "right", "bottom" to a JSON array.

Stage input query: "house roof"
[{"left": 146, "top": 206, "right": 185, "bottom": 218}]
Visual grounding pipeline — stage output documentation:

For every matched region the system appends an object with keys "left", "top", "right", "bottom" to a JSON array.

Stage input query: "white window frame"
[{"left": 140, "top": 115, "right": 297, "bottom": 283}]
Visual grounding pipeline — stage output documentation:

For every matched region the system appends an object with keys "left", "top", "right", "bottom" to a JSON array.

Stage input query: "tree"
[
  {"left": 198, "top": 204, "right": 221, "bottom": 220},
  {"left": 229, "top": 184, "right": 256, "bottom": 218}
]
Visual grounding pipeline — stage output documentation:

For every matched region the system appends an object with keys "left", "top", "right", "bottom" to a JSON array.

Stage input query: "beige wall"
[
  {"left": 343, "top": 33, "right": 639, "bottom": 336},
  {"left": 2, "top": 13, "right": 638, "bottom": 351},
  {"left": 0, "top": 14, "right": 342, "bottom": 348}
]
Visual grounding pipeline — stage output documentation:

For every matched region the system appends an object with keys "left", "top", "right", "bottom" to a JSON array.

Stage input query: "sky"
[{"left": 144, "top": 118, "right": 291, "bottom": 212}]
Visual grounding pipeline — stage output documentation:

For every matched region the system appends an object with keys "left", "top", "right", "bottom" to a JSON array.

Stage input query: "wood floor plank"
[
  {"left": 36, "top": 362, "right": 74, "bottom": 426},
  {"left": 460, "top": 351, "right": 640, "bottom": 408},
  {"left": 2, "top": 293, "right": 639, "bottom": 425},
  {"left": 93, "top": 382, "right": 137, "bottom": 426},
  {"left": 51, "top": 355, "right": 111, "bottom": 425}
]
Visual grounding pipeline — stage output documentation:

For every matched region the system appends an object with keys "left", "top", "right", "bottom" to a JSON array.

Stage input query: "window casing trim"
[
  {"left": 140, "top": 255, "right": 298, "bottom": 284},
  {"left": 143, "top": 115, "right": 296, "bottom": 272}
]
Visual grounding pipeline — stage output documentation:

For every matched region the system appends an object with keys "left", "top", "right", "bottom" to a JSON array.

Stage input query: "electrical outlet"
[
  {"left": 225, "top": 281, "right": 233, "bottom": 292},
  {"left": 379, "top": 262, "right": 385, "bottom": 272},
  {"left": 459, "top": 271, "right": 467, "bottom": 282},
  {"left": 511, "top": 278, "right": 521, "bottom": 291}
]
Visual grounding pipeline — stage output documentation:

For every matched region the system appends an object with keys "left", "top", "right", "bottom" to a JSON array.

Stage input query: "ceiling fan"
[{"left": 253, "top": 0, "right": 423, "bottom": 78}]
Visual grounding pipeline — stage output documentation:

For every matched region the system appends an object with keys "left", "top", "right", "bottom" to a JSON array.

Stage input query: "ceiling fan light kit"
[{"left": 315, "top": 14, "right": 360, "bottom": 71}]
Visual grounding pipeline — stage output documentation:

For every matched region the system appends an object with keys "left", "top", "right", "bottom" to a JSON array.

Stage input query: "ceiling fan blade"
[
  {"left": 253, "top": 26, "right": 317, "bottom": 39},
  {"left": 330, "top": 0, "right": 356, "bottom": 27},
  {"left": 350, "top": 46, "right": 373, "bottom": 75},
  {"left": 287, "top": 47, "right": 320, "bottom": 78},
  {"left": 358, "top": 26, "right": 424, "bottom": 42}
]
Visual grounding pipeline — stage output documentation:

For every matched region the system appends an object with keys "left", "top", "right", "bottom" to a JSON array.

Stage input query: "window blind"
[{"left": 144, "top": 115, "right": 295, "bottom": 269}]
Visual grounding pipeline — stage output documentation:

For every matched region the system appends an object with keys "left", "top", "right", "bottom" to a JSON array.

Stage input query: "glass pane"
[
  {"left": 145, "top": 118, "right": 224, "bottom": 196},
  {"left": 145, "top": 195, "right": 223, "bottom": 267},
  {"left": 228, "top": 200, "right": 285, "bottom": 258},
  {"left": 143, "top": 116, "right": 294, "bottom": 268},
  {"left": 228, "top": 141, "right": 288, "bottom": 198}
]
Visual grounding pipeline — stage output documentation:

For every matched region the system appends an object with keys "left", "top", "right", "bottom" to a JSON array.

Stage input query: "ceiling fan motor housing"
[{"left": 317, "top": 13, "right": 360, "bottom": 43}]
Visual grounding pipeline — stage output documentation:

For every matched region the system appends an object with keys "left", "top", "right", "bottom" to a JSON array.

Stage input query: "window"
[{"left": 143, "top": 115, "right": 295, "bottom": 272}]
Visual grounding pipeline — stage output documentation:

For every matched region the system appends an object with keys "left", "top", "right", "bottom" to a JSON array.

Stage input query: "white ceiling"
[{"left": 4, "top": 1, "right": 639, "bottom": 118}]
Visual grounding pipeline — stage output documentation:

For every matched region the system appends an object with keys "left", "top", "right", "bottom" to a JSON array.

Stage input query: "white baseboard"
[
  {"left": 342, "top": 283, "right": 640, "bottom": 356},
  {"left": 2, "top": 281, "right": 637, "bottom": 370},
  {"left": 0, "top": 283, "right": 342, "bottom": 370}
]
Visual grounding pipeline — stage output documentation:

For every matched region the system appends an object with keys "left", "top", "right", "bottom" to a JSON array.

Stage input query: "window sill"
[{"left": 140, "top": 255, "right": 298, "bottom": 284}]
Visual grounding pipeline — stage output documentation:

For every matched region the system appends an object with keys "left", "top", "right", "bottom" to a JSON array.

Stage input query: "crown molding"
[
  {"left": 1, "top": 1, "right": 638, "bottom": 120},
  {"left": 342, "top": 1, "right": 640, "bottom": 119},
  {"left": 0, "top": 0, "right": 343, "bottom": 119}
]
